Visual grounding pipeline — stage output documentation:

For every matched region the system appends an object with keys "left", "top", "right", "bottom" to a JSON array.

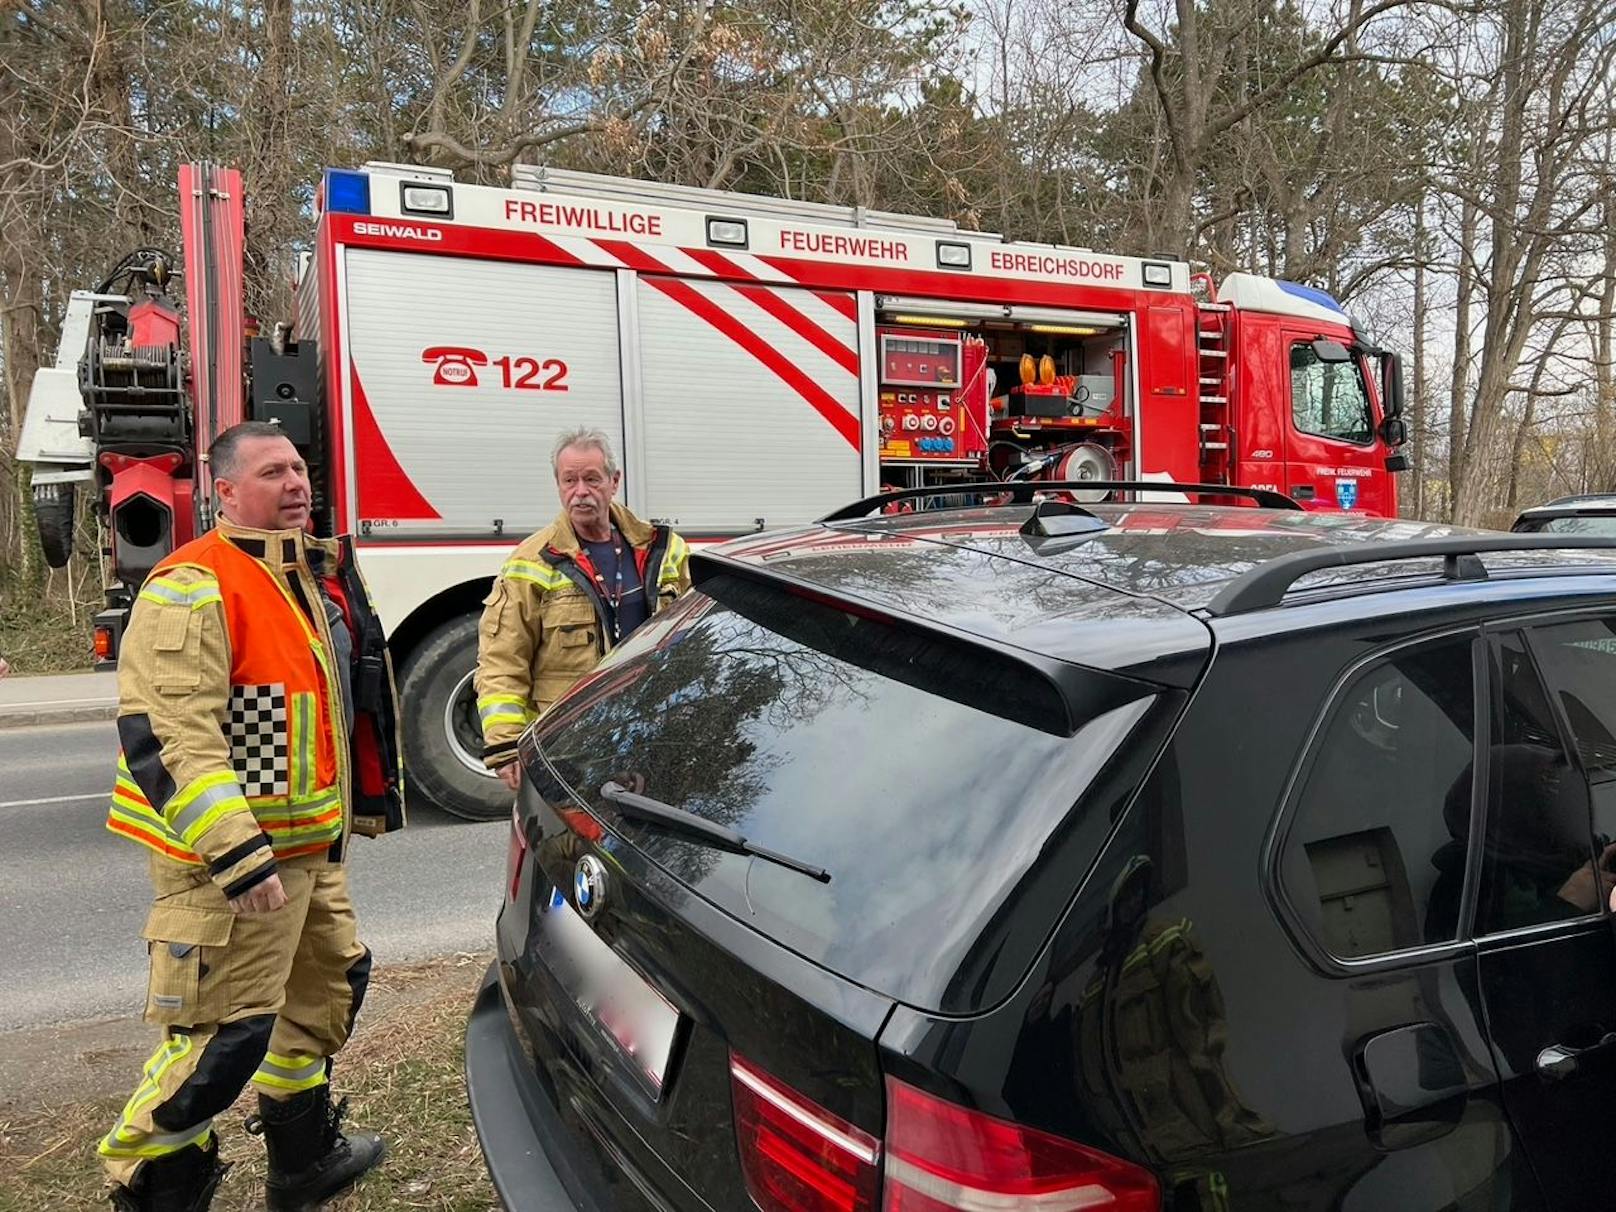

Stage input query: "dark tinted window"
[
  {"left": 1519, "top": 619, "right": 1616, "bottom": 915},
  {"left": 1281, "top": 638, "right": 1475, "bottom": 959},
  {"left": 1475, "top": 633, "right": 1599, "bottom": 934},
  {"left": 531, "top": 573, "right": 1164, "bottom": 1012}
]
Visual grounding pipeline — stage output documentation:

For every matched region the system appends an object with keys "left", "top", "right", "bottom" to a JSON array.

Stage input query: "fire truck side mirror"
[
  {"left": 1380, "top": 416, "right": 1409, "bottom": 449},
  {"left": 1380, "top": 351, "right": 1406, "bottom": 419}
]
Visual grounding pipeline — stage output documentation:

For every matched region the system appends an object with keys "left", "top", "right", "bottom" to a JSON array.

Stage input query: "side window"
[
  {"left": 1474, "top": 633, "right": 1599, "bottom": 934},
  {"left": 1519, "top": 618, "right": 1616, "bottom": 912},
  {"left": 1280, "top": 637, "right": 1475, "bottom": 960},
  {"left": 1290, "top": 342, "right": 1373, "bottom": 445}
]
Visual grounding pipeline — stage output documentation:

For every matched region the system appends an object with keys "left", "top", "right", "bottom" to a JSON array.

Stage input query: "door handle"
[{"left": 1535, "top": 1033, "right": 1616, "bottom": 1081}]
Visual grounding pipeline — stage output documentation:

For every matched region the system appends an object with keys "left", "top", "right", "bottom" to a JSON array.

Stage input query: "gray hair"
[
  {"left": 551, "top": 427, "right": 618, "bottom": 478},
  {"left": 209, "top": 420, "right": 292, "bottom": 482}
]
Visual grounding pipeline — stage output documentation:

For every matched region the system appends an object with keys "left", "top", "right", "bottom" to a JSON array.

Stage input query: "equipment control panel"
[{"left": 877, "top": 328, "right": 987, "bottom": 465}]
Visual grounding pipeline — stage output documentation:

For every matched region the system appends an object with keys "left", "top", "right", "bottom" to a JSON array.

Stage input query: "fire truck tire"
[
  {"left": 34, "top": 484, "right": 76, "bottom": 569},
  {"left": 397, "top": 615, "right": 509, "bottom": 822}
]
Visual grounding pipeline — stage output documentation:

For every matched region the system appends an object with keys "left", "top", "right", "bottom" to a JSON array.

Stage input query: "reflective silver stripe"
[
  {"left": 477, "top": 698, "right": 531, "bottom": 724},
  {"left": 117, "top": 1118, "right": 214, "bottom": 1151},
  {"left": 168, "top": 781, "right": 246, "bottom": 839},
  {"left": 502, "top": 559, "right": 570, "bottom": 590},
  {"left": 138, "top": 580, "right": 221, "bottom": 607},
  {"left": 256, "top": 1055, "right": 324, "bottom": 1083}
]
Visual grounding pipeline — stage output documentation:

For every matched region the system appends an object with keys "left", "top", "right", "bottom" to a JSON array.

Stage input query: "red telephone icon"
[{"left": 422, "top": 346, "right": 488, "bottom": 387}]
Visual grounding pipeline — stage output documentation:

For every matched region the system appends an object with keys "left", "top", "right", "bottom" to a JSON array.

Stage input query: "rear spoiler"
[{"left": 689, "top": 548, "right": 1161, "bottom": 738}]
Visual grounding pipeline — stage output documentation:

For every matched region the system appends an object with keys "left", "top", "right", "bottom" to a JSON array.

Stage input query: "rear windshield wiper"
[{"left": 599, "top": 781, "right": 830, "bottom": 883}]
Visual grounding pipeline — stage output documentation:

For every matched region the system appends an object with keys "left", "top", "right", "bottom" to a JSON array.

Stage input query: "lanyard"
[{"left": 585, "top": 532, "right": 627, "bottom": 642}]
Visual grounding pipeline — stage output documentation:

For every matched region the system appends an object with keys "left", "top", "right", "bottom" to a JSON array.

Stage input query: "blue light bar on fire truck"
[{"left": 323, "top": 169, "right": 371, "bottom": 216}]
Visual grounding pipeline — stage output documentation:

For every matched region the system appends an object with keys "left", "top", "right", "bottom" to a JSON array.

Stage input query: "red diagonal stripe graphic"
[
  {"left": 732, "top": 283, "right": 859, "bottom": 377},
  {"left": 758, "top": 255, "right": 810, "bottom": 283},
  {"left": 816, "top": 292, "right": 857, "bottom": 322},
  {"left": 529, "top": 235, "right": 587, "bottom": 266},
  {"left": 593, "top": 239, "right": 671, "bottom": 274},
  {"left": 684, "top": 248, "right": 752, "bottom": 278},
  {"left": 646, "top": 277, "right": 860, "bottom": 450}
]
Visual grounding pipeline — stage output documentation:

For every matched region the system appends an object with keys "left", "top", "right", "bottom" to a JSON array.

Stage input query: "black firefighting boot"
[
  {"left": 108, "top": 1138, "right": 230, "bottom": 1212},
  {"left": 246, "top": 1085, "right": 385, "bottom": 1211}
]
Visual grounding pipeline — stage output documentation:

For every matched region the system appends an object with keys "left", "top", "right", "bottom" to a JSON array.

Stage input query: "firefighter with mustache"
[{"left": 475, "top": 426, "right": 691, "bottom": 785}]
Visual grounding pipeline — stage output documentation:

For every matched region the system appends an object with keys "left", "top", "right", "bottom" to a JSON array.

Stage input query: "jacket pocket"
[
  {"left": 557, "top": 623, "right": 596, "bottom": 649},
  {"left": 141, "top": 903, "right": 235, "bottom": 1026},
  {"left": 151, "top": 609, "right": 203, "bottom": 694},
  {"left": 478, "top": 582, "right": 509, "bottom": 639}
]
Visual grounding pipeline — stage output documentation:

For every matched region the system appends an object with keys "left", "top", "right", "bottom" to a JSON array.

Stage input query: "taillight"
[
  {"left": 882, "top": 1076, "right": 1159, "bottom": 1211},
  {"left": 506, "top": 804, "right": 527, "bottom": 901},
  {"left": 730, "top": 1052, "right": 881, "bottom": 1212},
  {"left": 94, "top": 626, "right": 115, "bottom": 661}
]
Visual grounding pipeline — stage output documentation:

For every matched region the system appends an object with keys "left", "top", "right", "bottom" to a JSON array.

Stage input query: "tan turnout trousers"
[{"left": 98, "top": 853, "right": 371, "bottom": 1186}]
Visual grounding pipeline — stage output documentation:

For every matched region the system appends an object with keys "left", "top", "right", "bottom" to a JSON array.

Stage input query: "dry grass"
[{"left": 0, "top": 955, "right": 499, "bottom": 1212}]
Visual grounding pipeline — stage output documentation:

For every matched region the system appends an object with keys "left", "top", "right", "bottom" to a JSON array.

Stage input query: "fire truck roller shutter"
[
  {"left": 343, "top": 249, "right": 625, "bottom": 536},
  {"left": 635, "top": 276, "right": 862, "bottom": 531}
]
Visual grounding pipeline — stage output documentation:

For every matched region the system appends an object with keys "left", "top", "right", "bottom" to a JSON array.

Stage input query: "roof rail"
[
  {"left": 1532, "top": 494, "right": 1616, "bottom": 509},
  {"left": 509, "top": 164, "right": 991, "bottom": 238},
  {"left": 818, "top": 481, "right": 1301, "bottom": 523},
  {"left": 1205, "top": 534, "right": 1616, "bottom": 617}
]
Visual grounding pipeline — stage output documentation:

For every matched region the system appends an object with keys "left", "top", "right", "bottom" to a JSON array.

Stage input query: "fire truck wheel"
[
  {"left": 34, "top": 484, "right": 75, "bottom": 569},
  {"left": 397, "top": 614, "right": 510, "bottom": 822}
]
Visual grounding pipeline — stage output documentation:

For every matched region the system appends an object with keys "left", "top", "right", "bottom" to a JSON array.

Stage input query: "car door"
[
  {"left": 1473, "top": 620, "right": 1616, "bottom": 1209},
  {"left": 1282, "top": 332, "right": 1390, "bottom": 515}
]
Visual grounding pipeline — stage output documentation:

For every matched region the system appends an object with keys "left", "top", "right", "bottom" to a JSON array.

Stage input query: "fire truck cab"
[{"left": 18, "top": 161, "right": 1407, "bottom": 821}]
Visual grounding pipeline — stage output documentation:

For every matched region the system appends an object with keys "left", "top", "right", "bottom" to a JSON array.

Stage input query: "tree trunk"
[
  {"left": 1411, "top": 194, "right": 1427, "bottom": 518},
  {"left": 1447, "top": 197, "right": 1475, "bottom": 519},
  {"left": 1595, "top": 159, "right": 1615, "bottom": 491}
]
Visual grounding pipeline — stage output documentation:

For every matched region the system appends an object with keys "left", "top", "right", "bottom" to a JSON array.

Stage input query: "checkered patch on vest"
[{"left": 227, "top": 683, "right": 290, "bottom": 797}]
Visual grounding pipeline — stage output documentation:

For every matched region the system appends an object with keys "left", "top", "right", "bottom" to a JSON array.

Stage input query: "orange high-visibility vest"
[{"left": 108, "top": 531, "right": 347, "bottom": 862}]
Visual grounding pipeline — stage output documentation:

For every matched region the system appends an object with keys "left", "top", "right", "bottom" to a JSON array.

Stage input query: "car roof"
[
  {"left": 708, "top": 503, "right": 1616, "bottom": 680},
  {"left": 1518, "top": 493, "right": 1616, "bottom": 515}
]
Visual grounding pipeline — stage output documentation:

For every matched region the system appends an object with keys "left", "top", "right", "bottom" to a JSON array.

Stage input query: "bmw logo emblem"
[{"left": 574, "top": 855, "right": 608, "bottom": 920}]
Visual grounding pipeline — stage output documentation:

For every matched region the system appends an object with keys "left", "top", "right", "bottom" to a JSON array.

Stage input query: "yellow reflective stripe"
[
  {"left": 252, "top": 1051, "right": 328, "bottom": 1092},
  {"left": 98, "top": 1035, "right": 214, "bottom": 1159},
  {"left": 481, "top": 711, "right": 530, "bottom": 730},
  {"left": 241, "top": 788, "right": 341, "bottom": 811},
  {"left": 138, "top": 576, "right": 223, "bottom": 611},
  {"left": 502, "top": 558, "right": 570, "bottom": 590},
  {"left": 289, "top": 692, "right": 316, "bottom": 798},
  {"left": 112, "top": 771, "right": 148, "bottom": 807},
  {"left": 478, "top": 694, "right": 536, "bottom": 730},
  {"left": 659, "top": 535, "right": 689, "bottom": 585},
  {"left": 260, "top": 812, "right": 344, "bottom": 843},
  {"left": 167, "top": 771, "right": 249, "bottom": 845}
]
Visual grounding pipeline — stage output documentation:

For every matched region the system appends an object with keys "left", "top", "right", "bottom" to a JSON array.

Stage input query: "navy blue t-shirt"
[{"left": 581, "top": 531, "right": 648, "bottom": 641}]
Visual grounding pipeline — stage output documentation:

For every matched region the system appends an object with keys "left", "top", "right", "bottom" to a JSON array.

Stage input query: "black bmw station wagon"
[{"left": 467, "top": 482, "right": 1616, "bottom": 1211}]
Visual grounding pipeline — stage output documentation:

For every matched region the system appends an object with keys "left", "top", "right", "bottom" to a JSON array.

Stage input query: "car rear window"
[
  {"left": 1516, "top": 514, "right": 1616, "bottom": 536},
  {"left": 532, "top": 571, "right": 1167, "bottom": 1013}
]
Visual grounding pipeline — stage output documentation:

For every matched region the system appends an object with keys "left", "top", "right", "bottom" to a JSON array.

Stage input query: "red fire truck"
[{"left": 18, "top": 160, "right": 1408, "bottom": 820}]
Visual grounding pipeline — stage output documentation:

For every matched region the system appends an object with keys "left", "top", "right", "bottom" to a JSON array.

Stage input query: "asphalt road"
[{"left": 0, "top": 720, "right": 508, "bottom": 1030}]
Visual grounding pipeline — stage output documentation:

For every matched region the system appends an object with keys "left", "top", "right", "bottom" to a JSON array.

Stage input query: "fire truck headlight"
[
  {"left": 935, "top": 241, "right": 972, "bottom": 270},
  {"left": 1142, "top": 262, "right": 1174, "bottom": 288},
  {"left": 707, "top": 218, "right": 749, "bottom": 248},
  {"left": 402, "top": 184, "right": 452, "bottom": 216}
]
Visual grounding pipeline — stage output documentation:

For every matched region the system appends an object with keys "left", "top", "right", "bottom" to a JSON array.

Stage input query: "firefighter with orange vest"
[
  {"left": 100, "top": 421, "right": 405, "bottom": 1212},
  {"left": 475, "top": 427, "right": 690, "bottom": 783}
]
